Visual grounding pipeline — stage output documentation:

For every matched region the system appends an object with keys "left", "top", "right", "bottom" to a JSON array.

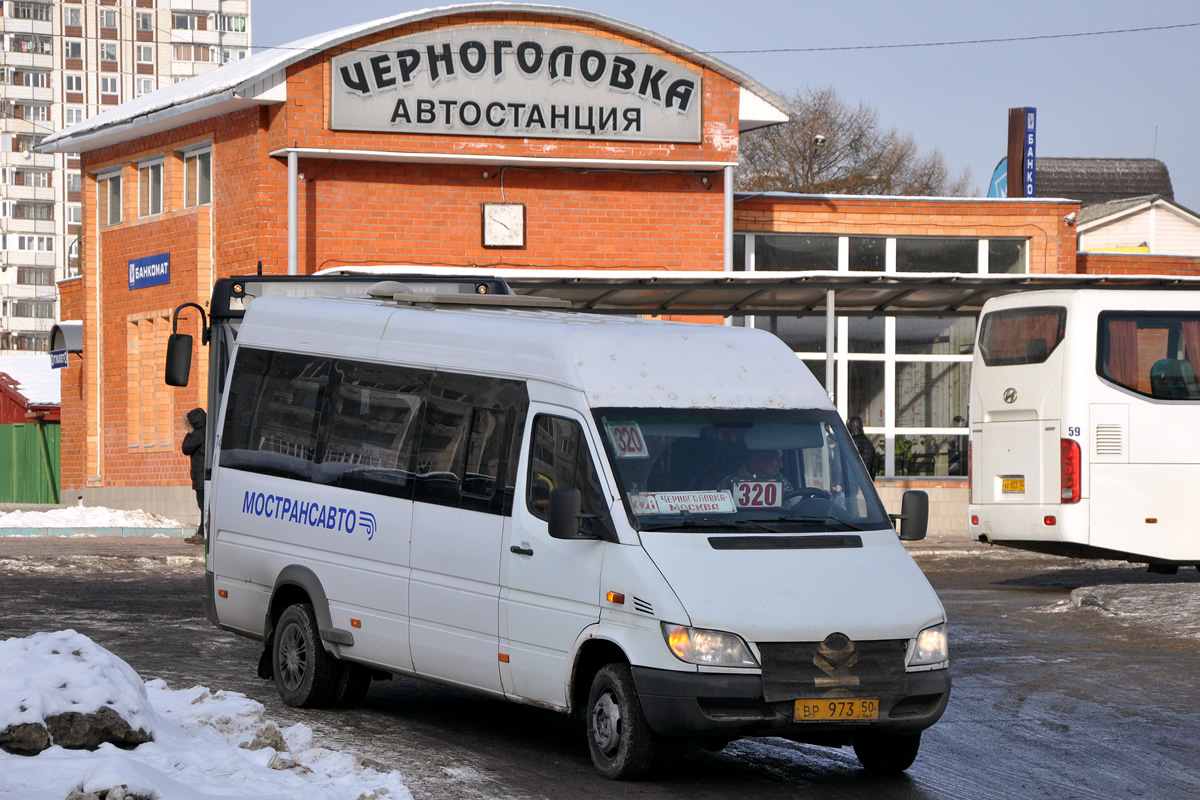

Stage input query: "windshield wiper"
[
  {"left": 771, "top": 514, "right": 869, "bottom": 532},
  {"left": 639, "top": 515, "right": 777, "bottom": 533}
]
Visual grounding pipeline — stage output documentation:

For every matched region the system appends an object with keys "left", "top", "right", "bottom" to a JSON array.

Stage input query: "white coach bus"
[
  {"left": 167, "top": 275, "right": 949, "bottom": 779},
  {"left": 968, "top": 288, "right": 1200, "bottom": 572}
]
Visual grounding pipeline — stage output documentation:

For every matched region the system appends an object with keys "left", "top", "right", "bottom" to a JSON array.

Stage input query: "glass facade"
[{"left": 734, "top": 231, "right": 1022, "bottom": 479}]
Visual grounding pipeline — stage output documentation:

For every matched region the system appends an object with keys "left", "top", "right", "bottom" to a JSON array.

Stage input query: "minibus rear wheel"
[
  {"left": 852, "top": 731, "right": 921, "bottom": 772},
  {"left": 586, "top": 663, "right": 657, "bottom": 780},
  {"left": 273, "top": 603, "right": 342, "bottom": 708}
]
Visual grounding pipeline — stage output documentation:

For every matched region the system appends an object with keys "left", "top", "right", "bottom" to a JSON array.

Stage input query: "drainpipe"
[
  {"left": 287, "top": 149, "right": 298, "bottom": 275},
  {"left": 723, "top": 165, "right": 734, "bottom": 271}
]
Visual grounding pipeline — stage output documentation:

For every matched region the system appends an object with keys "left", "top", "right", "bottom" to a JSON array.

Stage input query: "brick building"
[{"left": 36, "top": 4, "right": 1199, "bottom": 531}]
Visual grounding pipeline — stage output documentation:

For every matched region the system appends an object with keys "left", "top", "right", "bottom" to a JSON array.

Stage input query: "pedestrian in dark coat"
[
  {"left": 182, "top": 407, "right": 206, "bottom": 544},
  {"left": 847, "top": 415, "right": 878, "bottom": 480}
]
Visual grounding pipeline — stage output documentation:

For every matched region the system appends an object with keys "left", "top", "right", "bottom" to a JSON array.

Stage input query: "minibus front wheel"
[
  {"left": 586, "top": 663, "right": 658, "bottom": 780},
  {"left": 273, "top": 603, "right": 343, "bottom": 708},
  {"left": 852, "top": 731, "right": 921, "bottom": 772}
]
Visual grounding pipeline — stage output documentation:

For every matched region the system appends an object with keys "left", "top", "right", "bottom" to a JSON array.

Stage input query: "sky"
[{"left": 250, "top": 0, "right": 1200, "bottom": 211}]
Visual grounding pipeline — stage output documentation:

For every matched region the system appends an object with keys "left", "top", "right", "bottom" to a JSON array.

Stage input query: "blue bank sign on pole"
[
  {"left": 1023, "top": 108, "right": 1037, "bottom": 198},
  {"left": 128, "top": 253, "right": 170, "bottom": 290}
]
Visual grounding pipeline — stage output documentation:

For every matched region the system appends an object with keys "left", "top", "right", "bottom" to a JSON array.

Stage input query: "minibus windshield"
[{"left": 594, "top": 408, "right": 889, "bottom": 533}]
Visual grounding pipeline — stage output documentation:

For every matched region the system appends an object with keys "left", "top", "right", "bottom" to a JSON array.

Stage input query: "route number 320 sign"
[{"left": 605, "top": 421, "right": 648, "bottom": 459}]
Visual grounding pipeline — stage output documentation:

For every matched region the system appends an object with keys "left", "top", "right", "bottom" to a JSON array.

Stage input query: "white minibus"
[
  {"left": 168, "top": 275, "right": 949, "bottom": 779},
  {"left": 969, "top": 288, "right": 1200, "bottom": 572}
]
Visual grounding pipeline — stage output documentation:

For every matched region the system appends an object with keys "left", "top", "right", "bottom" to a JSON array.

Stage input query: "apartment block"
[{"left": 0, "top": 0, "right": 251, "bottom": 351}]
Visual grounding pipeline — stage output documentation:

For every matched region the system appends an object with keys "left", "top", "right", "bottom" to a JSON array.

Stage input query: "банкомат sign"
[{"left": 330, "top": 26, "right": 701, "bottom": 142}]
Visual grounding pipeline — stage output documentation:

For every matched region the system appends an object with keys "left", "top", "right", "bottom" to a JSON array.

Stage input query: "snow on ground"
[
  {"left": 0, "top": 507, "right": 186, "bottom": 530},
  {"left": 0, "top": 630, "right": 411, "bottom": 800}
]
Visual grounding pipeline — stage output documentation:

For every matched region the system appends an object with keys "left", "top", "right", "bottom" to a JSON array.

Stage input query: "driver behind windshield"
[{"left": 720, "top": 448, "right": 792, "bottom": 492}]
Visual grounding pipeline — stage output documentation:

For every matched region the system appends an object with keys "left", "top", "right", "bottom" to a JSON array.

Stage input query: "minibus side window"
[
  {"left": 977, "top": 306, "right": 1066, "bottom": 366},
  {"left": 219, "top": 348, "right": 328, "bottom": 481},
  {"left": 413, "top": 373, "right": 528, "bottom": 514},
  {"left": 315, "top": 360, "right": 430, "bottom": 499},
  {"left": 526, "top": 415, "right": 608, "bottom": 536}
]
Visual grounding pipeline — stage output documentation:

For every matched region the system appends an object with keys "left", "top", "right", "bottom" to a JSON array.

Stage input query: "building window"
[
  {"left": 15, "top": 235, "right": 54, "bottom": 252},
  {"left": 14, "top": 169, "right": 51, "bottom": 188},
  {"left": 99, "top": 173, "right": 122, "bottom": 226},
  {"left": 221, "top": 49, "right": 247, "bottom": 64},
  {"left": 754, "top": 234, "right": 838, "bottom": 271},
  {"left": 12, "top": 35, "right": 53, "bottom": 55},
  {"left": 100, "top": 9, "right": 118, "bottom": 29},
  {"left": 13, "top": 3, "right": 53, "bottom": 22},
  {"left": 137, "top": 12, "right": 153, "bottom": 32},
  {"left": 848, "top": 237, "right": 887, "bottom": 272},
  {"left": 65, "top": 74, "right": 84, "bottom": 93},
  {"left": 17, "top": 71, "right": 49, "bottom": 88},
  {"left": 184, "top": 150, "right": 211, "bottom": 207},
  {"left": 137, "top": 45, "right": 154, "bottom": 64},
  {"left": 64, "top": 7, "right": 83, "bottom": 27},
  {"left": 65, "top": 40, "right": 83, "bottom": 60},
  {"left": 65, "top": 107, "right": 85, "bottom": 126},
  {"left": 11, "top": 299, "right": 57, "bottom": 319},
  {"left": 137, "top": 77, "right": 155, "bottom": 96},
  {"left": 218, "top": 15, "right": 247, "bottom": 32},
  {"left": 16, "top": 267, "right": 55, "bottom": 287},
  {"left": 987, "top": 239, "right": 1028, "bottom": 274},
  {"left": 100, "top": 76, "right": 118, "bottom": 96},
  {"left": 12, "top": 202, "right": 54, "bottom": 221},
  {"left": 139, "top": 162, "right": 163, "bottom": 217},
  {"left": 100, "top": 43, "right": 118, "bottom": 62},
  {"left": 173, "top": 14, "right": 199, "bottom": 30},
  {"left": 173, "top": 44, "right": 212, "bottom": 63},
  {"left": 895, "top": 237, "right": 978, "bottom": 273},
  {"left": 66, "top": 172, "right": 82, "bottom": 192},
  {"left": 67, "top": 204, "right": 83, "bottom": 225},
  {"left": 19, "top": 105, "right": 49, "bottom": 122}
]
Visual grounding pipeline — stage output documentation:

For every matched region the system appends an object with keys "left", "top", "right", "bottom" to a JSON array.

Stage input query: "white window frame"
[
  {"left": 182, "top": 146, "right": 212, "bottom": 208},
  {"left": 97, "top": 169, "right": 122, "bottom": 227},
  {"left": 99, "top": 9, "right": 118, "bottom": 29},
  {"left": 137, "top": 12, "right": 153, "bottom": 32},
  {"left": 136, "top": 77, "right": 155, "bottom": 96},
  {"left": 65, "top": 74, "right": 84, "bottom": 93},
  {"left": 138, "top": 159, "right": 164, "bottom": 218},
  {"left": 65, "top": 7, "right": 82, "bottom": 27},
  {"left": 65, "top": 40, "right": 83, "bottom": 60},
  {"left": 100, "top": 76, "right": 119, "bottom": 96},
  {"left": 100, "top": 42, "right": 118, "bottom": 62},
  {"left": 65, "top": 107, "right": 85, "bottom": 126},
  {"left": 137, "top": 45, "right": 154, "bottom": 64}
]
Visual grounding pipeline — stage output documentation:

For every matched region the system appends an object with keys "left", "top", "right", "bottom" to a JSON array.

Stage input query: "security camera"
[{"left": 813, "top": 134, "right": 827, "bottom": 146}]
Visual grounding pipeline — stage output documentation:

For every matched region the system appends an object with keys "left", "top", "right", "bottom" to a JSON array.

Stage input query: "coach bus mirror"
[
  {"left": 165, "top": 332, "right": 193, "bottom": 387},
  {"left": 890, "top": 490, "right": 929, "bottom": 541}
]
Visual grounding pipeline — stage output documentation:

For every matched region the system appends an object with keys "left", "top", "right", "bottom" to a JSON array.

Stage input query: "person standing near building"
[
  {"left": 181, "top": 408, "right": 206, "bottom": 545},
  {"left": 847, "top": 415, "right": 878, "bottom": 480}
]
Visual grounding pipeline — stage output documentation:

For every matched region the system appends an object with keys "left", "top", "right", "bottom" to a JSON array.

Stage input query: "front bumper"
[{"left": 631, "top": 665, "right": 950, "bottom": 741}]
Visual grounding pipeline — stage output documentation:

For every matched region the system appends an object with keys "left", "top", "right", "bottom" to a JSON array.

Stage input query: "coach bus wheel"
[
  {"left": 586, "top": 663, "right": 657, "bottom": 780},
  {"left": 853, "top": 732, "right": 922, "bottom": 772},
  {"left": 273, "top": 603, "right": 342, "bottom": 707}
]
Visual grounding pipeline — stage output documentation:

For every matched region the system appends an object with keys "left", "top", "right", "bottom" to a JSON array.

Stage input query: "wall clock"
[{"left": 482, "top": 203, "right": 525, "bottom": 248}]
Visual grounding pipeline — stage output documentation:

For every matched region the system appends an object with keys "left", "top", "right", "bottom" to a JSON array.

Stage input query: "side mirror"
[
  {"left": 548, "top": 487, "right": 586, "bottom": 540},
  {"left": 165, "top": 332, "right": 193, "bottom": 387},
  {"left": 891, "top": 490, "right": 929, "bottom": 541}
]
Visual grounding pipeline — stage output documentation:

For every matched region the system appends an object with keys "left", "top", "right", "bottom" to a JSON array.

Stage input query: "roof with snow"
[
  {"left": 0, "top": 353, "right": 61, "bottom": 407},
  {"left": 38, "top": 3, "right": 790, "bottom": 155}
]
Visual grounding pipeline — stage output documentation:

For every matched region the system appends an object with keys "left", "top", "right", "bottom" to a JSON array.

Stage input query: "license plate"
[
  {"left": 794, "top": 698, "right": 879, "bottom": 722},
  {"left": 1002, "top": 477, "right": 1025, "bottom": 493}
]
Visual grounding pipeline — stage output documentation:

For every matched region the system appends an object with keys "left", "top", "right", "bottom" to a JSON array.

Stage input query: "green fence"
[{"left": 0, "top": 422, "right": 61, "bottom": 504}]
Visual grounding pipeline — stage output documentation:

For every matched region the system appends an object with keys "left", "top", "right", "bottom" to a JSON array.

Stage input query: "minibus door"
[{"left": 501, "top": 409, "right": 607, "bottom": 708}]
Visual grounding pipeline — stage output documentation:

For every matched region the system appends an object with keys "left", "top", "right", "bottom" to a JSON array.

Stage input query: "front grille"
[{"left": 758, "top": 636, "right": 909, "bottom": 703}]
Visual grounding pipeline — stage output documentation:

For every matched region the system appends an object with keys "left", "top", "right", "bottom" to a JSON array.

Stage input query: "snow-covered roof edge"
[
  {"left": 39, "top": 3, "right": 790, "bottom": 155},
  {"left": 0, "top": 353, "right": 61, "bottom": 406}
]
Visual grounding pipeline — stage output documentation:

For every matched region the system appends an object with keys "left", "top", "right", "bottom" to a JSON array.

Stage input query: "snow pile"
[
  {"left": 0, "top": 507, "right": 185, "bottom": 529},
  {"left": 0, "top": 631, "right": 412, "bottom": 800}
]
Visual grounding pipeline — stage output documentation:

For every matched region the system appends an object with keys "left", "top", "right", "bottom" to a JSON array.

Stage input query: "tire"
[
  {"left": 585, "top": 663, "right": 657, "bottom": 780},
  {"left": 334, "top": 663, "right": 373, "bottom": 708},
  {"left": 272, "top": 603, "right": 342, "bottom": 708},
  {"left": 853, "top": 731, "right": 921, "bottom": 772}
]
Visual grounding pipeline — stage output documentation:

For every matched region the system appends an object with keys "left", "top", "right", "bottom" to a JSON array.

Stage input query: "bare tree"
[{"left": 736, "top": 86, "right": 972, "bottom": 196}]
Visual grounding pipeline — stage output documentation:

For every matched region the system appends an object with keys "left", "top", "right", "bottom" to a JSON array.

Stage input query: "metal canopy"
[{"left": 322, "top": 267, "right": 1200, "bottom": 317}]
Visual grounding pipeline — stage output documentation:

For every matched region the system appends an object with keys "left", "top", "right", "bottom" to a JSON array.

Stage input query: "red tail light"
[{"left": 1060, "top": 438, "right": 1081, "bottom": 504}]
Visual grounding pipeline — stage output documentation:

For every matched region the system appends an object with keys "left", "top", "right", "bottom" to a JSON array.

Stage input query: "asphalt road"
[{"left": 1, "top": 537, "right": 1198, "bottom": 799}]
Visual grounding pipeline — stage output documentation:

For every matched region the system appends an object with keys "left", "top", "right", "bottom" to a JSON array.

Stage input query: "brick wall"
[
  {"left": 1077, "top": 252, "right": 1200, "bottom": 275},
  {"left": 735, "top": 195, "right": 1080, "bottom": 274}
]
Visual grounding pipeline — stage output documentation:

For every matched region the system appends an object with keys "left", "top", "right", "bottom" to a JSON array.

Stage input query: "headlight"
[
  {"left": 907, "top": 623, "right": 949, "bottom": 670},
  {"left": 661, "top": 623, "right": 759, "bottom": 667}
]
